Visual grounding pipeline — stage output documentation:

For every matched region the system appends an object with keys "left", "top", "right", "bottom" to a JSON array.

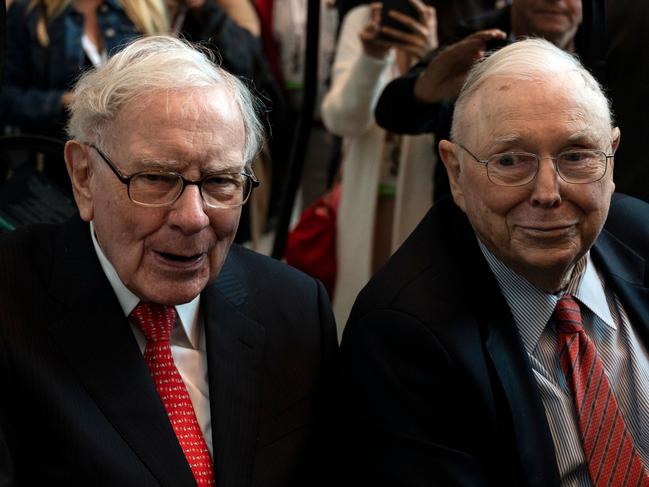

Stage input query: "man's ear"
[
  {"left": 609, "top": 127, "right": 621, "bottom": 187},
  {"left": 64, "top": 140, "right": 94, "bottom": 222},
  {"left": 438, "top": 139, "right": 466, "bottom": 211},
  {"left": 611, "top": 127, "right": 621, "bottom": 156}
]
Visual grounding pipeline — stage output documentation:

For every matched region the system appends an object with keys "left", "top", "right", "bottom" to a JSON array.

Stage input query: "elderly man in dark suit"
[
  {"left": 0, "top": 35, "right": 337, "bottom": 486},
  {"left": 339, "top": 39, "right": 649, "bottom": 486}
]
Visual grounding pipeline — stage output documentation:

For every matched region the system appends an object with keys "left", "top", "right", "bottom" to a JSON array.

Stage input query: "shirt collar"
[
  {"left": 478, "top": 239, "right": 615, "bottom": 355},
  {"left": 89, "top": 222, "right": 202, "bottom": 349}
]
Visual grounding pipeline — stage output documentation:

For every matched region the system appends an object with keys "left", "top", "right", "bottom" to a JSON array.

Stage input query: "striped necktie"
[
  {"left": 555, "top": 294, "right": 649, "bottom": 487},
  {"left": 130, "top": 302, "right": 215, "bottom": 486}
]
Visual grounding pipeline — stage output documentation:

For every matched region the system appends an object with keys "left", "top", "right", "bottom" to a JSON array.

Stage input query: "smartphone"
[{"left": 380, "top": 0, "right": 419, "bottom": 37}]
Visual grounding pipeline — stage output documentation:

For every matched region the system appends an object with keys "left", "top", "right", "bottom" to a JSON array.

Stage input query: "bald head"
[{"left": 451, "top": 38, "right": 612, "bottom": 145}]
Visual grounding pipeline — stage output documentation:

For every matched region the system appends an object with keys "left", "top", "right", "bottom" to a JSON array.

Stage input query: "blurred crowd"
[{"left": 2, "top": 0, "right": 648, "bottom": 329}]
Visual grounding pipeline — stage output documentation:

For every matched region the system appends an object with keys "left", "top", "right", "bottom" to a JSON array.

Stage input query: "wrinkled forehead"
[
  {"left": 457, "top": 73, "right": 612, "bottom": 147},
  {"left": 104, "top": 86, "right": 245, "bottom": 142},
  {"left": 124, "top": 86, "right": 239, "bottom": 121}
]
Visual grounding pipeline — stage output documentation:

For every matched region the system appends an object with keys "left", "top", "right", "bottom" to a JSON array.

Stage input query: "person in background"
[
  {"left": 321, "top": 0, "right": 436, "bottom": 331},
  {"left": 335, "top": 0, "right": 498, "bottom": 45},
  {"left": 2, "top": 0, "right": 168, "bottom": 139},
  {"left": 338, "top": 38, "right": 649, "bottom": 486},
  {"left": 375, "top": 0, "right": 583, "bottom": 201},
  {"left": 213, "top": 0, "right": 260, "bottom": 36},
  {"left": 0, "top": 35, "right": 337, "bottom": 485},
  {"left": 605, "top": 0, "right": 649, "bottom": 202}
]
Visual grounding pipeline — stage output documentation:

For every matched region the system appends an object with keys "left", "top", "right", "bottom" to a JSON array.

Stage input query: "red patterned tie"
[
  {"left": 555, "top": 295, "right": 649, "bottom": 487},
  {"left": 130, "top": 302, "right": 215, "bottom": 486}
]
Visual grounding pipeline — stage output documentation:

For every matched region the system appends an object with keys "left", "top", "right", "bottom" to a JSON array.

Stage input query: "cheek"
[
  {"left": 206, "top": 210, "right": 241, "bottom": 277},
  {"left": 464, "top": 186, "right": 517, "bottom": 240},
  {"left": 96, "top": 200, "right": 165, "bottom": 270},
  {"left": 212, "top": 207, "right": 241, "bottom": 238}
]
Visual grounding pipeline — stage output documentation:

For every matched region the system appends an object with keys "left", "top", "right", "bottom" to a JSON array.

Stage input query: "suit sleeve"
[
  {"left": 0, "top": 306, "right": 15, "bottom": 487},
  {"left": 0, "top": 404, "right": 15, "bottom": 487},
  {"left": 336, "top": 308, "right": 489, "bottom": 487},
  {"left": 373, "top": 52, "right": 449, "bottom": 135},
  {"left": 312, "top": 278, "right": 339, "bottom": 487}
]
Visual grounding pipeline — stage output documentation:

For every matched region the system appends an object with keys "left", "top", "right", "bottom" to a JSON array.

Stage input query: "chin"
[{"left": 134, "top": 279, "right": 208, "bottom": 306}]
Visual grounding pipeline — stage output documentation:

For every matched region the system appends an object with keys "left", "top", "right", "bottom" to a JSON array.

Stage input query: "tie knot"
[
  {"left": 553, "top": 294, "right": 584, "bottom": 334},
  {"left": 130, "top": 302, "right": 177, "bottom": 342}
]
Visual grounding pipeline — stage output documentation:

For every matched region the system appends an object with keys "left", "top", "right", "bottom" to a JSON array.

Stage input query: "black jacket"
[
  {"left": 337, "top": 193, "right": 649, "bottom": 486},
  {"left": 0, "top": 216, "right": 337, "bottom": 486}
]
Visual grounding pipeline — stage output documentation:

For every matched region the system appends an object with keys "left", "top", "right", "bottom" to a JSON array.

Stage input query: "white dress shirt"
[{"left": 90, "top": 223, "right": 213, "bottom": 457}]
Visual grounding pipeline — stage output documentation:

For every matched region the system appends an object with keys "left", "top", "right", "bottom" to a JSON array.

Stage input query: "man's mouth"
[
  {"left": 156, "top": 251, "right": 205, "bottom": 264},
  {"left": 535, "top": 9, "right": 566, "bottom": 16},
  {"left": 518, "top": 224, "right": 575, "bottom": 237}
]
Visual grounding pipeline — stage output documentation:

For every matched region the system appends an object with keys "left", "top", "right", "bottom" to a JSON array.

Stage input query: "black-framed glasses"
[
  {"left": 88, "top": 144, "right": 259, "bottom": 208},
  {"left": 457, "top": 143, "right": 614, "bottom": 187}
]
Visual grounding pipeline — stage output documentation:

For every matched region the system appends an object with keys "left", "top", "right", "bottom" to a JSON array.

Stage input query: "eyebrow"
[
  {"left": 129, "top": 158, "right": 244, "bottom": 174},
  {"left": 491, "top": 129, "right": 601, "bottom": 149},
  {"left": 565, "top": 130, "right": 600, "bottom": 144},
  {"left": 492, "top": 133, "right": 522, "bottom": 145}
]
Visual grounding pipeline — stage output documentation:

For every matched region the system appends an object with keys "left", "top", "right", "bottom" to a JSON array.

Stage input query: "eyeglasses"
[
  {"left": 88, "top": 144, "right": 259, "bottom": 208},
  {"left": 457, "top": 144, "right": 614, "bottom": 187}
]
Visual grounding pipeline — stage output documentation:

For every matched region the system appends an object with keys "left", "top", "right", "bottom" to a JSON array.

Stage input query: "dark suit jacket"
[
  {"left": 337, "top": 194, "right": 649, "bottom": 486},
  {"left": 0, "top": 216, "right": 337, "bottom": 486}
]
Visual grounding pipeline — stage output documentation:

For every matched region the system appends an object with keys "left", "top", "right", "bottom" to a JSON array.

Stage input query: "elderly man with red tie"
[
  {"left": 0, "top": 35, "right": 336, "bottom": 486},
  {"left": 338, "top": 38, "right": 649, "bottom": 487}
]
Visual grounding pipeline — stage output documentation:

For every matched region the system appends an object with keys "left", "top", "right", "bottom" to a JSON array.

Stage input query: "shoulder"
[
  {"left": 212, "top": 244, "right": 337, "bottom": 364},
  {"left": 0, "top": 224, "right": 62, "bottom": 331},
  {"left": 348, "top": 198, "right": 478, "bottom": 327},
  {"left": 342, "top": 4, "right": 371, "bottom": 30},
  {"left": 224, "top": 244, "right": 326, "bottom": 291},
  {"left": 6, "top": 0, "right": 37, "bottom": 30},
  {"left": 212, "top": 244, "right": 334, "bottom": 324},
  {"left": 0, "top": 224, "right": 58, "bottom": 277},
  {"left": 604, "top": 193, "right": 649, "bottom": 250},
  {"left": 7, "top": 0, "right": 31, "bottom": 17}
]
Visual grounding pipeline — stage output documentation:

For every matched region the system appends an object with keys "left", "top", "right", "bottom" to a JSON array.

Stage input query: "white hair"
[
  {"left": 451, "top": 38, "right": 613, "bottom": 142},
  {"left": 66, "top": 35, "right": 265, "bottom": 169}
]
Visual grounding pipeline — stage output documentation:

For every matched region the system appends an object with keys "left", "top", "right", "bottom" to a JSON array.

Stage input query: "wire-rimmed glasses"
[
  {"left": 88, "top": 144, "right": 259, "bottom": 208},
  {"left": 457, "top": 143, "right": 614, "bottom": 187}
]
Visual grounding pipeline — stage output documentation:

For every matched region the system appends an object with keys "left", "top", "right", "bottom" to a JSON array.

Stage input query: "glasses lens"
[
  {"left": 201, "top": 173, "right": 249, "bottom": 208},
  {"left": 557, "top": 150, "right": 607, "bottom": 183},
  {"left": 487, "top": 153, "right": 537, "bottom": 186},
  {"left": 130, "top": 173, "right": 182, "bottom": 205}
]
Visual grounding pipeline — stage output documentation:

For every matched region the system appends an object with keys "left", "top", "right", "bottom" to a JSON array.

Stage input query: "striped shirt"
[{"left": 479, "top": 241, "right": 649, "bottom": 486}]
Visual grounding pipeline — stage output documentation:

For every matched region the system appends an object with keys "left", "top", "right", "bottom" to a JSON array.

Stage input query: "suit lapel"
[
  {"left": 47, "top": 217, "right": 195, "bottom": 486},
  {"left": 592, "top": 229, "right": 649, "bottom": 346},
  {"left": 452, "top": 222, "right": 560, "bottom": 487},
  {"left": 474, "top": 268, "right": 561, "bottom": 486},
  {"left": 202, "top": 254, "right": 265, "bottom": 487}
]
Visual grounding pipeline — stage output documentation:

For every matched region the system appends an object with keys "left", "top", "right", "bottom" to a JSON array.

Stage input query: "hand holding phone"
[
  {"left": 377, "top": 0, "right": 437, "bottom": 60},
  {"left": 380, "top": 0, "right": 419, "bottom": 36}
]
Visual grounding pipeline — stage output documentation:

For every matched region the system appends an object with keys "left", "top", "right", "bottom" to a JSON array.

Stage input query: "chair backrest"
[{"left": 0, "top": 134, "right": 76, "bottom": 232}]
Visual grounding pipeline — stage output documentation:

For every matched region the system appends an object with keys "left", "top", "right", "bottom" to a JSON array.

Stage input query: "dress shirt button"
[
  {"left": 105, "top": 28, "right": 115, "bottom": 38},
  {"left": 100, "top": 4, "right": 109, "bottom": 13}
]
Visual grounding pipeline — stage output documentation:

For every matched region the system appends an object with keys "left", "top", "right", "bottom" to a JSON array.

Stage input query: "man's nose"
[
  {"left": 167, "top": 184, "right": 210, "bottom": 234},
  {"left": 530, "top": 157, "right": 562, "bottom": 207}
]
